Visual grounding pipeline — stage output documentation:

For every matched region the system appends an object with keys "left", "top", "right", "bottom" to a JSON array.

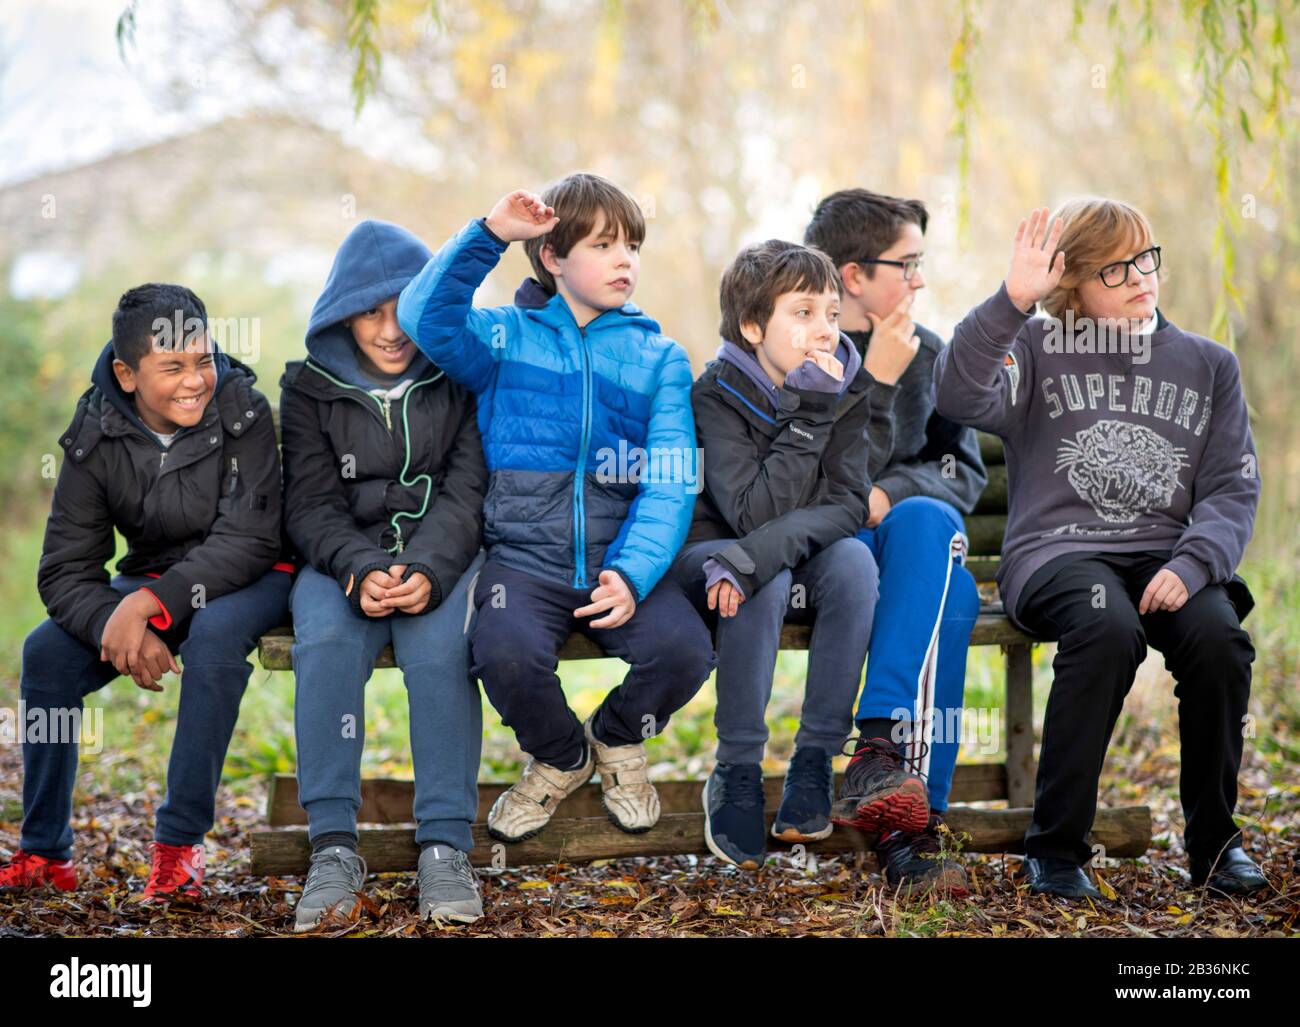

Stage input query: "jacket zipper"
[
  {"left": 228, "top": 456, "right": 239, "bottom": 497},
  {"left": 303, "top": 360, "right": 442, "bottom": 554}
]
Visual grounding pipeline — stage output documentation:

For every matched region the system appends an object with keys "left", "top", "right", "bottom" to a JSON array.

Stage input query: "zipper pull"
[
  {"left": 159, "top": 449, "right": 167, "bottom": 468},
  {"left": 384, "top": 397, "right": 392, "bottom": 430},
  {"left": 229, "top": 456, "right": 239, "bottom": 497}
]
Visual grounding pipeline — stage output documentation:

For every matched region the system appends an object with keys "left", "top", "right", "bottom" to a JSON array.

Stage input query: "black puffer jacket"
[
  {"left": 684, "top": 338, "right": 878, "bottom": 598},
  {"left": 279, "top": 357, "right": 486, "bottom": 613},
  {"left": 279, "top": 217, "right": 487, "bottom": 615},
  {"left": 38, "top": 342, "right": 284, "bottom": 649}
]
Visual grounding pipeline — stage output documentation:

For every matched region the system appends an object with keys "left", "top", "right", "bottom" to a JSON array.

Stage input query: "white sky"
[{"left": 0, "top": 1, "right": 225, "bottom": 186}]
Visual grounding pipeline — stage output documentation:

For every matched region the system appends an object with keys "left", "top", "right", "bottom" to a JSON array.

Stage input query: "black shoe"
[
  {"left": 1023, "top": 856, "right": 1103, "bottom": 900},
  {"left": 831, "top": 736, "right": 929, "bottom": 836},
  {"left": 703, "top": 762, "right": 766, "bottom": 869},
  {"left": 876, "top": 814, "right": 970, "bottom": 898},
  {"left": 1190, "top": 846, "right": 1268, "bottom": 895},
  {"left": 772, "top": 747, "right": 834, "bottom": 843}
]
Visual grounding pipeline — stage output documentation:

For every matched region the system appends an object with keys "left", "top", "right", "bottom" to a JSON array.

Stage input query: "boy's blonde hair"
[{"left": 1042, "top": 197, "right": 1158, "bottom": 319}]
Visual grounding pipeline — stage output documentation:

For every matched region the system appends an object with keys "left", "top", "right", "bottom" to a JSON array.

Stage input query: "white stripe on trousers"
[{"left": 906, "top": 530, "right": 970, "bottom": 777}]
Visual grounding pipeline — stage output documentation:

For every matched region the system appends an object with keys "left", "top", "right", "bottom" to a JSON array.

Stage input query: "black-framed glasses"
[
  {"left": 857, "top": 256, "right": 925, "bottom": 281},
  {"left": 1098, "top": 246, "right": 1161, "bottom": 288}
]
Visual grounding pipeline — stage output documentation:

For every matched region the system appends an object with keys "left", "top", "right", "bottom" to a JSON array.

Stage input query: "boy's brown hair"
[
  {"left": 1042, "top": 197, "right": 1159, "bottom": 319},
  {"left": 803, "top": 188, "right": 928, "bottom": 276},
  {"left": 719, "top": 240, "right": 842, "bottom": 354},
  {"left": 524, "top": 172, "right": 646, "bottom": 295}
]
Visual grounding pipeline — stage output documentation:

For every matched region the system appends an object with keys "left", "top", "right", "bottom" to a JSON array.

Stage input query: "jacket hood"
[
  {"left": 513, "top": 277, "right": 662, "bottom": 335},
  {"left": 90, "top": 339, "right": 233, "bottom": 437},
  {"left": 716, "top": 331, "right": 863, "bottom": 410},
  {"left": 306, "top": 219, "right": 435, "bottom": 387}
]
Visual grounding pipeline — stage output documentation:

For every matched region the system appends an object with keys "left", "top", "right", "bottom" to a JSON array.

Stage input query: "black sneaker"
[
  {"left": 831, "top": 736, "right": 929, "bottom": 836},
  {"left": 772, "top": 747, "right": 834, "bottom": 843},
  {"left": 703, "top": 762, "right": 766, "bottom": 869},
  {"left": 875, "top": 814, "right": 970, "bottom": 898}
]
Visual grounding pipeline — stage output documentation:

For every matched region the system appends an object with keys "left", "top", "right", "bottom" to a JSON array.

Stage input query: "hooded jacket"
[
  {"left": 684, "top": 334, "right": 879, "bottom": 599},
  {"left": 396, "top": 217, "right": 697, "bottom": 603},
  {"left": 280, "top": 219, "right": 487, "bottom": 614},
  {"left": 38, "top": 342, "right": 284, "bottom": 649}
]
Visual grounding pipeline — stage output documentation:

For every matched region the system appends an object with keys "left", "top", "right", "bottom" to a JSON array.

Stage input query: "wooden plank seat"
[{"left": 248, "top": 424, "right": 1152, "bottom": 873}]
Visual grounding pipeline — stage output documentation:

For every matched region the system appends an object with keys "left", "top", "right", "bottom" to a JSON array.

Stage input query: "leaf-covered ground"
[{"left": 1, "top": 736, "right": 1295, "bottom": 939}]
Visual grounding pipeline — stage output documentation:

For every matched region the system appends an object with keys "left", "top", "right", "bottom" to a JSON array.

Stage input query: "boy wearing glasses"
[
  {"left": 934, "top": 200, "right": 1265, "bottom": 900},
  {"left": 803, "top": 190, "right": 986, "bottom": 896}
]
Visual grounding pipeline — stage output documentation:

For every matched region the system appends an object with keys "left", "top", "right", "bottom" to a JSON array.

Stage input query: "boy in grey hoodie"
[{"left": 933, "top": 202, "right": 1264, "bottom": 900}]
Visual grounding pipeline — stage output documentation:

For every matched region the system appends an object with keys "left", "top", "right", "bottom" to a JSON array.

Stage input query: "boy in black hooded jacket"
[
  {"left": 2, "top": 284, "right": 289, "bottom": 903},
  {"left": 279, "top": 219, "right": 488, "bottom": 930}
]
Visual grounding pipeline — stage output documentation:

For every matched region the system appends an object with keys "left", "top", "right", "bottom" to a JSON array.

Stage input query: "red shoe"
[
  {"left": 139, "top": 842, "right": 205, "bottom": 902},
  {"left": 0, "top": 849, "right": 78, "bottom": 892}
]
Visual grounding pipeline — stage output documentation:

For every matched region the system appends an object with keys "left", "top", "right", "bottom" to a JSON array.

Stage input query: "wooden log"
[
  {"left": 972, "top": 464, "right": 1008, "bottom": 515},
  {"left": 977, "top": 431, "right": 1005, "bottom": 465},
  {"left": 961, "top": 514, "right": 1007, "bottom": 556},
  {"left": 250, "top": 805, "right": 1152, "bottom": 874},
  {"left": 266, "top": 763, "right": 1011, "bottom": 827},
  {"left": 255, "top": 609, "right": 1034, "bottom": 672},
  {"left": 1003, "top": 643, "right": 1037, "bottom": 808}
]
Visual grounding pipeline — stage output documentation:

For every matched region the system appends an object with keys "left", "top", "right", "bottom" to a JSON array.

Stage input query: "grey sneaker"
[
  {"left": 417, "top": 844, "right": 483, "bottom": 924},
  {"left": 293, "top": 845, "right": 368, "bottom": 933}
]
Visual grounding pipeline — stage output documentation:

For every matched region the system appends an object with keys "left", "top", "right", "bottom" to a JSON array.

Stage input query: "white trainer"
[
  {"left": 486, "top": 748, "right": 594, "bottom": 843},
  {"left": 585, "top": 713, "right": 660, "bottom": 833}
]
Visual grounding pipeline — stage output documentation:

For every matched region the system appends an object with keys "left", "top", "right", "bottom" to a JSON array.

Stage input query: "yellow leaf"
[
  {"left": 518, "top": 880, "right": 550, "bottom": 890},
  {"left": 713, "top": 905, "right": 745, "bottom": 916},
  {"left": 1096, "top": 874, "right": 1118, "bottom": 901}
]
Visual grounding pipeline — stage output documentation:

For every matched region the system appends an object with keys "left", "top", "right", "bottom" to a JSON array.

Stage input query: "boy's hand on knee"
[
  {"left": 707, "top": 579, "right": 745, "bottom": 618},
  {"left": 1005, "top": 207, "right": 1066, "bottom": 314},
  {"left": 485, "top": 190, "right": 560, "bottom": 243},
  {"left": 380, "top": 565, "right": 433, "bottom": 614},
  {"left": 575, "top": 570, "right": 636, "bottom": 629},
  {"left": 359, "top": 569, "right": 399, "bottom": 618},
  {"left": 100, "top": 590, "right": 163, "bottom": 681},
  {"left": 1139, "top": 569, "right": 1189, "bottom": 615},
  {"left": 133, "top": 630, "right": 176, "bottom": 692},
  {"left": 866, "top": 485, "right": 893, "bottom": 528}
]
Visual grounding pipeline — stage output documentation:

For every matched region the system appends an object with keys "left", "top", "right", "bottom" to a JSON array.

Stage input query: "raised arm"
[{"left": 398, "top": 191, "right": 560, "bottom": 393}]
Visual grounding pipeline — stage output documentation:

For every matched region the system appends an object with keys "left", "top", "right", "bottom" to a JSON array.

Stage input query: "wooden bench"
[{"left": 249, "top": 429, "right": 1151, "bottom": 874}]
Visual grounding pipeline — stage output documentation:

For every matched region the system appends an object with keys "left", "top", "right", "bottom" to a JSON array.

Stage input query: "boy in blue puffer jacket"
[{"left": 398, "top": 174, "right": 716, "bottom": 843}]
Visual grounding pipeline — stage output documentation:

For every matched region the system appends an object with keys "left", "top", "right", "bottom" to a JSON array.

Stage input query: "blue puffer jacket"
[{"left": 397, "top": 217, "right": 697, "bottom": 602}]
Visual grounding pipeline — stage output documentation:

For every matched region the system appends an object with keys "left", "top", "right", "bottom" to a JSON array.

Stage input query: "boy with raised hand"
[
  {"left": 397, "top": 174, "right": 716, "bottom": 844},
  {"left": 1, "top": 284, "right": 289, "bottom": 903},
  {"left": 670, "top": 239, "right": 881, "bottom": 870},
  {"left": 804, "top": 189, "right": 987, "bottom": 897},
  {"left": 934, "top": 203, "right": 1264, "bottom": 900}
]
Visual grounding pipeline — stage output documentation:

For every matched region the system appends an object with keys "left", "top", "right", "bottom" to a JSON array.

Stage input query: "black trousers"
[{"left": 1015, "top": 550, "right": 1255, "bottom": 865}]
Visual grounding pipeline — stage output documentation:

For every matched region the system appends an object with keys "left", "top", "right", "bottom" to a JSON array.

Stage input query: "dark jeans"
[
  {"left": 672, "top": 536, "right": 878, "bottom": 764},
  {"left": 20, "top": 572, "right": 289, "bottom": 863},
  {"left": 1016, "top": 550, "right": 1254, "bottom": 865},
  {"left": 19, "top": 570, "right": 292, "bottom": 860},
  {"left": 469, "top": 560, "right": 717, "bottom": 769}
]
